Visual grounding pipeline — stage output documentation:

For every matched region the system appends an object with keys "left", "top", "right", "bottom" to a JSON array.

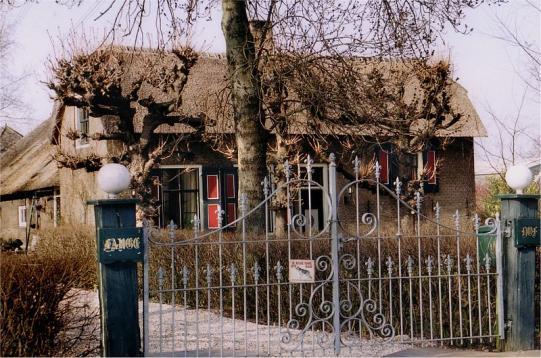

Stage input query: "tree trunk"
[{"left": 222, "top": 0, "right": 269, "bottom": 231}]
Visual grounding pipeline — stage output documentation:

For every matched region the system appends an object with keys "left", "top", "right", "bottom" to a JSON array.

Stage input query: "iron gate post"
[
  {"left": 499, "top": 194, "right": 539, "bottom": 351},
  {"left": 329, "top": 154, "right": 341, "bottom": 355}
]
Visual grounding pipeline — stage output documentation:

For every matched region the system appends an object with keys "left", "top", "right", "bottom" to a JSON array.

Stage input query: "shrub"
[{"left": 0, "top": 225, "right": 99, "bottom": 356}]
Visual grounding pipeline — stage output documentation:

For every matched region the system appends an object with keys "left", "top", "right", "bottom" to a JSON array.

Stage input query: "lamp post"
[
  {"left": 88, "top": 164, "right": 142, "bottom": 356},
  {"left": 500, "top": 164, "right": 539, "bottom": 351}
]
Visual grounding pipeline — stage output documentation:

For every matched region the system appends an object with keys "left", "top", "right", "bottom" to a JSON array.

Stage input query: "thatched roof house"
[
  {"left": 51, "top": 49, "right": 487, "bottom": 142},
  {"left": 0, "top": 117, "right": 58, "bottom": 199}
]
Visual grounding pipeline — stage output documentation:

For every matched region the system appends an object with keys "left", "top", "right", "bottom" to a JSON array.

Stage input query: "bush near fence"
[
  {"left": 0, "top": 226, "right": 99, "bottom": 357},
  {"left": 144, "top": 220, "right": 519, "bottom": 349}
]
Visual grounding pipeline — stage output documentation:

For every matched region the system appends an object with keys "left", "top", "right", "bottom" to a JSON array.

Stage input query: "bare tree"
[
  {"left": 48, "top": 45, "right": 202, "bottom": 218},
  {"left": 0, "top": 14, "right": 30, "bottom": 126}
]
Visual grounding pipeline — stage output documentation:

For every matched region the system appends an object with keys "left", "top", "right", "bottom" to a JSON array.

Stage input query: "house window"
[
  {"left": 293, "top": 164, "right": 328, "bottom": 232},
  {"left": 160, "top": 167, "right": 201, "bottom": 229},
  {"left": 18, "top": 205, "right": 27, "bottom": 228},
  {"left": 76, "top": 107, "right": 89, "bottom": 147},
  {"left": 378, "top": 146, "right": 438, "bottom": 192}
]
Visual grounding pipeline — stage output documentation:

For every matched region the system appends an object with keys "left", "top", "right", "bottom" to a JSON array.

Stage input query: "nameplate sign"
[
  {"left": 515, "top": 218, "right": 540, "bottom": 248},
  {"left": 98, "top": 227, "right": 143, "bottom": 263},
  {"left": 289, "top": 259, "right": 315, "bottom": 283}
]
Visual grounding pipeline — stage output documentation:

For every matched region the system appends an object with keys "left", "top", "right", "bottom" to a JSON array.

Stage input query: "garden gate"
[{"left": 142, "top": 154, "right": 503, "bottom": 356}]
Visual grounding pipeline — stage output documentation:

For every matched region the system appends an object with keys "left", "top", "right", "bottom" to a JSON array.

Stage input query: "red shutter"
[
  {"left": 379, "top": 150, "right": 389, "bottom": 184},
  {"left": 426, "top": 150, "right": 436, "bottom": 184},
  {"left": 207, "top": 203, "right": 220, "bottom": 229},
  {"left": 226, "top": 203, "right": 237, "bottom": 226},
  {"left": 226, "top": 174, "right": 236, "bottom": 198},
  {"left": 206, "top": 175, "right": 219, "bottom": 199}
]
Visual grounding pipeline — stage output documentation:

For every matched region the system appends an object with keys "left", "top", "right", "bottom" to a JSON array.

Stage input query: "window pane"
[
  {"left": 299, "top": 166, "right": 324, "bottom": 186},
  {"left": 181, "top": 191, "right": 198, "bottom": 228},
  {"left": 180, "top": 169, "right": 198, "bottom": 190},
  {"left": 162, "top": 169, "right": 180, "bottom": 190}
]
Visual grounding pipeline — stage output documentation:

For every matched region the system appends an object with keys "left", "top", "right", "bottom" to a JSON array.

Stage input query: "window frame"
[
  {"left": 295, "top": 163, "right": 329, "bottom": 232},
  {"left": 159, "top": 165, "right": 204, "bottom": 229},
  {"left": 18, "top": 205, "right": 27, "bottom": 228},
  {"left": 75, "top": 107, "right": 90, "bottom": 149}
]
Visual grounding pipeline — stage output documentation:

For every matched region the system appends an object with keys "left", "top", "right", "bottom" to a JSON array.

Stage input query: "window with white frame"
[
  {"left": 75, "top": 107, "right": 90, "bottom": 147},
  {"left": 154, "top": 166, "right": 202, "bottom": 229},
  {"left": 294, "top": 164, "right": 328, "bottom": 232},
  {"left": 18, "top": 206, "right": 27, "bottom": 228}
]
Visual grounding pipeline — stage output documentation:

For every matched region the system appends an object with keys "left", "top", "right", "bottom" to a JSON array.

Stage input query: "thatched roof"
[
  {"left": 0, "top": 125, "right": 23, "bottom": 154},
  {"left": 0, "top": 114, "right": 59, "bottom": 197},
  {"left": 52, "top": 48, "right": 487, "bottom": 139}
]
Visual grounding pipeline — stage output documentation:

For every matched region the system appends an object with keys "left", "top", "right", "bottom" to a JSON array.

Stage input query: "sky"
[{"left": 1, "top": 1, "right": 539, "bottom": 171}]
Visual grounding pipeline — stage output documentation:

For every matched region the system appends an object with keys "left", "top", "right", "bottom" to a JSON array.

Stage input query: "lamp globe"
[
  {"left": 505, "top": 164, "right": 533, "bottom": 194},
  {"left": 97, "top": 163, "right": 132, "bottom": 197}
]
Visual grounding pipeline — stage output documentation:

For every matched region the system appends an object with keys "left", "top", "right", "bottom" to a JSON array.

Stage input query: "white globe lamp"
[
  {"left": 97, "top": 163, "right": 132, "bottom": 198},
  {"left": 505, "top": 164, "right": 533, "bottom": 195}
]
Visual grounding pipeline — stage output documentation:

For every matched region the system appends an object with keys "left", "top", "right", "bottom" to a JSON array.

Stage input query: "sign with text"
[
  {"left": 514, "top": 218, "right": 540, "bottom": 248},
  {"left": 289, "top": 259, "right": 315, "bottom": 283},
  {"left": 98, "top": 227, "right": 143, "bottom": 264}
]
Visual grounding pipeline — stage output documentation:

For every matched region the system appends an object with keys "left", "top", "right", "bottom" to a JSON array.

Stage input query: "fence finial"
[
  {"left": 274, "top": 261, "right": 284, "bottom": 282},
  {"left": 473, "top": 213, "right": 480, "bottom": 232},
  {"left": 217, "top": 206, "right": 225, "bottom": 227},
  {"left": 434, "top": 202, "right": 441, "bottom": 221},
  {"left": 168, "top": 220, "right": 177, "bottom": 240},
  {"left": 329, "top": 153, "right": 336, "bottom": 166},
  {"left": 394, "top": 177, "right": 402, "bottom": 195},
  {"left": 375, "top": 161, "right": 382, "bottom": 180},
  {"left": 284, "top": 159, "right": 291, "bottom": 180},
  {"left": 453, "top": 209, "right": 460, "bottom": 229},
  {"left": 262, "top": 176, "right": 270, "bottom": 196},
  {"left": 192, "top": 214, "right": 200, "bottom": 234},
  {"left": 182, "top": 265, "right": 190, "bottom": 287},
  {"left": 353, "top": 156, "right": 360, "bottom": 180},
  {"left": 415, "top": 191, "right": 422, "bottom": 211},
  {"left": 239, "top": 193, "right": 248, "bottom": 215}
]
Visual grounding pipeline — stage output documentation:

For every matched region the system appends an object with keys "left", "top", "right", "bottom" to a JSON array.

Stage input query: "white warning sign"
[{"left": 289, "top": 259, "right": 315, "bottom": 283}]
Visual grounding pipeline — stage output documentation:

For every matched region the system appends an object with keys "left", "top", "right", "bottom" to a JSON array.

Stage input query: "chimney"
[{"left": 249, "top": 20, "right": 274, "bottom": 52}]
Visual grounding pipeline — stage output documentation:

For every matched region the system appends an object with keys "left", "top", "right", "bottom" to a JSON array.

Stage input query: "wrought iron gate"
[{"left": 143, "top": 154, "right": 503, "bottom": 356}]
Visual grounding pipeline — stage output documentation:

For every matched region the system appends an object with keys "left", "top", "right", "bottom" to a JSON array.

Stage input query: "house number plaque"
[
  {"left": 98, "top": 227, "right": 143, "bottom": 263},
  {"left": 514, "top": 218, "right": 540, "bottom": 248}
]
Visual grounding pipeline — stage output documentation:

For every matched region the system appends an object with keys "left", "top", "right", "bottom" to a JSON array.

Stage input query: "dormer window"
[{"left": 76, "top": 107, "right": 89, "bottom": 147}]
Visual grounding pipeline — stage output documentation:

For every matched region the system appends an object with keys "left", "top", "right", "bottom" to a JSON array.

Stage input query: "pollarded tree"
[{"left": 48, "top": 46, "right": 201, "bottom": 218}]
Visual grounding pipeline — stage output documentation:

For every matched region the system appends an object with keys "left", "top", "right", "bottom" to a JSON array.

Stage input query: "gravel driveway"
[{"left": 81, "top": 290, "right": 410, "bottom": 357}]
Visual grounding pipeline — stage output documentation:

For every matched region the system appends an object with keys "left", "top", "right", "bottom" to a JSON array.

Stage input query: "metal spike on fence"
[
  {"left": 192, "top": 214, "right": 200, "bottom": 234},
  {"left": 375, "top": 160, "right": 382, "bottom": 180},
  {"left": 464, "top": 254, "right": 473, "bottom": 272},
  {"left": 365, "top": 257, "right": 375, "bottom": 277},
  {"left": 262, "top": 176, "right": 270, "bottom": 196},
  {"left": 415, "top": 191, "right": 422, "bottom": 211},
  {"left": 182, "top": 265, "right": 190, "bottom": 288},
  {"left": 206, "top": 263, "right": 213, "bottom": 285},
  {"left": 284, "top": 159, "right": 291, "bottom": 180},
  {"left": 239, "top": 193, "right": 248, "bottom": 216},
  {"left": 473, "top": 213, "right": 480, "bottom": 232},
  {"left": 252, "top": 261, "right": 261, "bottom": 283},
  {"left": 407, "top": 256, "right": 414, "bottom": 276},
  {"left": 426, "top": 255, "right": 434, "bottom": 275},
  {"left": 274, "top": 261, "right": 284, "bottom": 282},
  {"left": 453, "top": 210, "right": 461, "bottom": 230},
  {"left": 305, "top": 154, "right": 314, "bottom": 177},
  {"left": 228, "top": 263, "right": 237, "bottom": 285},
  {"left": 484, "top": 253, "right": 491, "bottom": 271},
  {"left": 353, "top": 156, "right": 360, "bottom": 180},
  {"left": 434, "top": 202, "right": 441, "bottom": 221},
  {"left": 445, "top": 255, "right": 453, "bottom": 273},
  {"left": 394, "top": 177, "right": 402, "bottom": 195},
  {"left": 386, "top": 256, "right": 394, "bottom": 274},
  {"left": 158, "top": 267, "right": 164, "bottom": 289},
  {"left": 168, "top": 220, "right": 177, "bottom": 240},
  {"left": 217, "top": 206, "right": 225, "bottom": 227}
]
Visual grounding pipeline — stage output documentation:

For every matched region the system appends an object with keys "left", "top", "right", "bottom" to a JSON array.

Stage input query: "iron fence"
[{"left": 143, "top": 154, "right": 503, "bottom": 356}]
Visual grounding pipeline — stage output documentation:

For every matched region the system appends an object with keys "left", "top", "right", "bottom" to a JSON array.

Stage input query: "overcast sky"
[{"left": 1, "top": 1, "right": 539, "bottom": 170}]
